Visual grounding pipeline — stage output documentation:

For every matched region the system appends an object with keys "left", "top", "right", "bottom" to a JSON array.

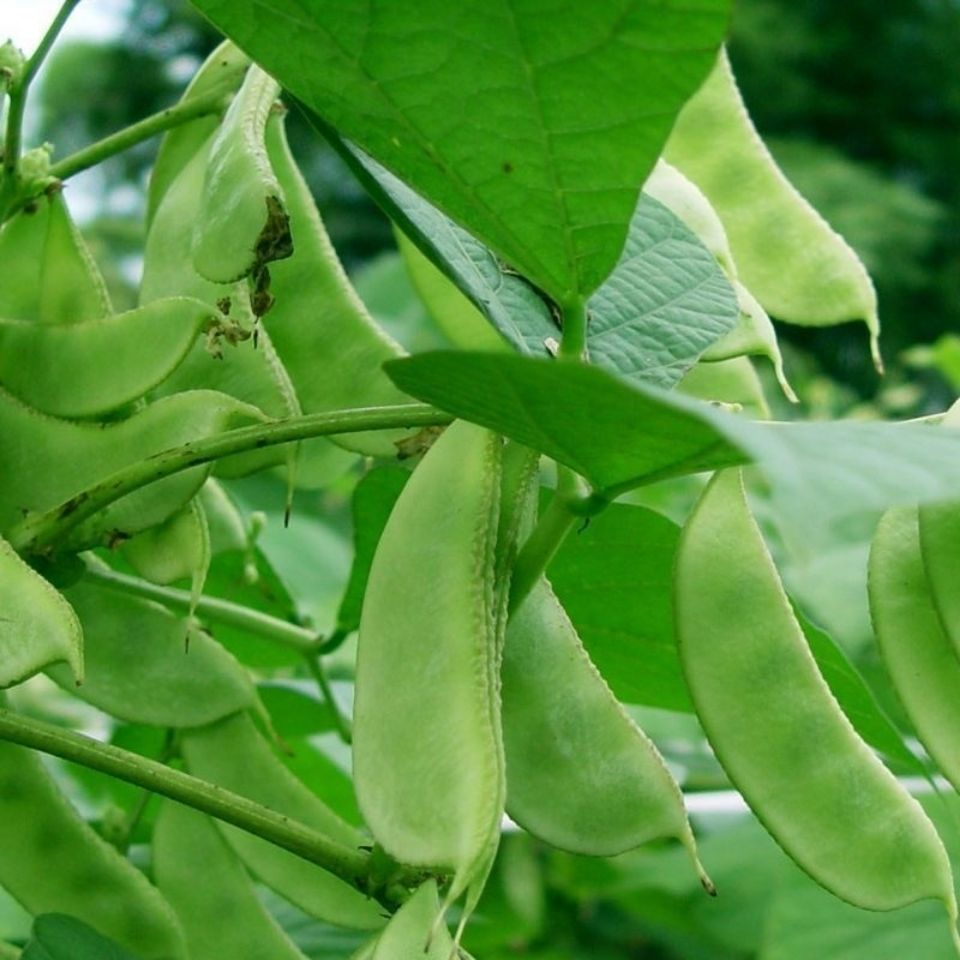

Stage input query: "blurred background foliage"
[{"left": 7, "top": 2, "right": 960, "bottom": 958}]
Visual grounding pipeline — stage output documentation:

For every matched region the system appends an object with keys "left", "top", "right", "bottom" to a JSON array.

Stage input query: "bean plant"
[{"left": 1, "top": 2, "right": 960, "bottom": 958}]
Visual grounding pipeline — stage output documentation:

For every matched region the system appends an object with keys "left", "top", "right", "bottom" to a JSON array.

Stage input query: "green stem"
[
  {"left": 508, "top": 472, "right": 604, "bottom": 614},
  {"left": 304, "top": 653, "right": 353, "bottom": 745},
  {"left": 85, "top": 562, "right": 320, "bottom": 655},
  {"left": 558, "top": 295, "right": 588, "bottom": 361},
  {"left": 2, "top": 0, "right": 82, "bottom": 176},
  {"left": 0, "top": 707, "right": 425, "bottom": 904},
  {"left": 8, "top": 403, "right": 451, "bottom": 556},
  {"left": 49, "top": 90, "right": 228, "bottom": 182}
]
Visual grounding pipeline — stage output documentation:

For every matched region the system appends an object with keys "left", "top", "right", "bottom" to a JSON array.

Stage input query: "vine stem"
[
  {"left": 8, "top": 403, "right": 451, "bottom": 556},
  {"left": 304, "top": 653, "right": 353, "bottom": 744},
  {"left": 49, "top": 90, "right": 229, "bottom": 182},
  {"left": 2, "top": 0, "right": 83, "bottom": 177},
  {"left": 0, "top": 707, "right": 426, "bottom": 905},
  {"left": 557, "top": 295, "right": 588, "bottom": 361},
  {"left": 84, "top": 563, "right": 321, "bottom": 655}
]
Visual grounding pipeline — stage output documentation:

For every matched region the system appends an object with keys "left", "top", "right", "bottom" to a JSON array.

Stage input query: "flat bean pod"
[
  {"left": 665, "top": 50, "right": 881, "bottom": 368},
  {"left": 869, "top": 508, "right": 960, "bottom": 793},
  {"left": 675, "top": 470, "right": 958, "bottom": 930},
  {"left": 181, "top": 711, "right": 383, "bottom": 930},
  {"left": 0, "top": 536, "right": 82, "bottom": 687},
  {"left": 262, "top": 113, "right": 414, "bottom": 457},
  {"left": 191, "top": 66, "right": 291, "bottom": 285},
  {"left": 503, "top": 577, "right": 710, "bottom": 884},
  {"left": 371, "top": 880, "right": 454, "bottom": 960},
  {"left": 122, "top": 496, "right": 210, "bottom": 590},
  {"left": 0, "top": 192, "right": 111, "bottom": 324},
  {"left": 0, "top": 297, "right": 214, "bottom": 418},
  {"left": 47, "top": 579, "right": 256, "bottom": 728},
  {"left": 147, "top": 40, "right": 250, "bottom": 223},
  {"left": 354, "top": 421, "right": 504, "bottom": 909},
  {"left": 0, "top": 738, "right": 186, "bottom": 959},
  {"left": 0, "top": 386, "right": 262, "bottom": 547},
  {"left": 153, "top": 801, "right": 309, "bottom": 960}
]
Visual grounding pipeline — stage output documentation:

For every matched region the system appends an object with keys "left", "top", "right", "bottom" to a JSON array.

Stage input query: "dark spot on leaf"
[{"left": 502, "top": 161, "right": 513, "bottom": 173}]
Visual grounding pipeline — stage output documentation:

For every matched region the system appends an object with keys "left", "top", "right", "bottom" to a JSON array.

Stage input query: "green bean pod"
[
  {"left": 675, "top": 470, "right": 958, "bottom": 932},
  {"left": 122, "top": 497, "right": 210, "bottom": 588},
  {"left": 678, "top": 356, "right": 770, "bottom": 419},
  {"left": 0, "top": 738, "right": 186, "bottom": 959},
  {"left": 262, "top": 113, "right": 413, "bottom": 457},
  {"left": 0, "top": 386, "right": 263, "bottom": 547},
  {"left": 0, "top": 192, "right": 111, "bottom": 324},
  {"left": 665, "top": 49, "right": 881, "bottom": 369},
  {"left": 503, "top": 577, "right": 711, "bottom": 886},
  {"left": 147, "top": 40, "right": 250, "bottom": 224},
  {"left": 353, "top": 421, "right": 504, "bottom": 911},
  {"left": 191, "top": 66, "right": 291, "bottom": 285},
  {"left": 371, "top": 880, "right": 454, "bottom": 960},
  {"left": 0, "top": 297, "right": 215, "bottom": 418},
  {"left": 869, "top": 507, "right": 960, "bottom": 793},
  {"left": 181, "top": 711, "right": 383, "bottom": 929},
  {"left": 0, "top": 536, "right": 82, "bottom": 687},
  {"left": 153, "top": 801, "right": 309, "bottom": 960},
  {"left": 46, "top": 579, "right": 256, "bottom": 728}
]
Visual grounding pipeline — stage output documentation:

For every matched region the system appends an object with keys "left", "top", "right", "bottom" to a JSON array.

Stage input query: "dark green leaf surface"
[
  {"left": 548, "top": 501, "right": 689, "bottom": 710},
  {"left": 22, "top": 914, "right": 143, "bottom": 960},
  {"left": 341, "top": 147, "right": 738, "bottom": 387},
  {"left": 191, "top": 0, "right": 730, "bottom": 300}
]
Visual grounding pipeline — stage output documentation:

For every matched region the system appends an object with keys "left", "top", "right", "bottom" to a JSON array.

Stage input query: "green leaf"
[
  {"left": 259, "top": 680, "right": 335, "bottom": 738},
  {"left": 387, "top": 352, "right": 960, "bottom": 548},
  {"left": 22, "top": 914, "right": 144, "bottom": 960},
  {"left": 547, "top": 502, "right": 688, "bottom": 710},
  {"left": 335, "top": 466, "right": 409, "bottom": 638},
  {"left": 385, "top": 353, "right": 747, "bottom": 495},
  {"left": 339, "top": 148, "right": 739, "bottom": 387},
  {"left": 0, "top": 538, "right": 82, "bottom": 688},
  {"left": 192, "top": 0, "right": 730, "bottom": 301}
]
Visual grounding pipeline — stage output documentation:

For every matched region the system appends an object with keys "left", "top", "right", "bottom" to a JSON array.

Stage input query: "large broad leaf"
[
  {"left": 332, "top": 144, "right": 739, "bottom": 388},
  {"left": 387, "top": 353, "right": 960, "bottom": 548},
  {"left": 22, "top": 914, "right": 144, "bottom": 960},
  {"left": 191, "top": 0, "right": 731, "bottom": 301}
]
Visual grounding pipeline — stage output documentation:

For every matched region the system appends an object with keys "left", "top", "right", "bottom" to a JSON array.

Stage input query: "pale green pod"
[
  {"left": 918, "top": 402, "right": 960, "bottom": 655},
  {"left": 503, "top": 577, "right": 711, "bottom": 887},
  {"left": 181, "top": 711, "right": 383, "bottom": 930},
  {"left": 372, "top": 880, "right": 453, "bottom": 960},
  {"left": 703, "top": 283, "right": 796, "bottom": 402},
  {"left": 0, "top": 386, "right": 262, "bottom": 546},
  {"left": 677, "top": 356, "right": 771, "bottom": 420},
  {"left": 0, "top": 297, "right": 214, "bottom": 418},
  {"left": 665, "top": 49, "right": 881, "bottom": 369},
  {"left": 676, "top": 470, "right": 958, "bottom": 934},
  {"left": 191, "top": 66, "right": 291, "bottom": 284},
  {"left": 354, "top": 421, "right": 504, "bottom": 909},
  {"left": 869, "top": 508, "right": 960, "bottom": 793},
  {"left": 263, "top": 114, "right": 414, "bottom": 457},
  {"left": 198, "top": 479, "right": 247, "bottom": 553},
  {"left": 0, "top": 739, "right": 187, "bottom": 959},
  {"left": 153, "top": 801, "right": 309, "bottom": 960},
  {"left": 147, "top": 41, "right": 250, "bottom": 223},
  {"left": 0, "top": 536, "right": 82, "bottom": 687},
  {"left": 47, "top": 580, "right": 256, "bottom": 728},
  {"left": 0, "top": 192, "right": 111, "bottom": 324},
  {"left": 123, "top": 497, "right": 210, "bottom": 588}
]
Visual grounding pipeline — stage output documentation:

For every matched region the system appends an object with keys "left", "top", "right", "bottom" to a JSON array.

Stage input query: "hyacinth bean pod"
[
  {"left": 191, "top": 66, "right": 291, "bottom": 285},
  {"left": 0, "top": 297, "right": 216, "bottom": 418},
  {"left": 0, "top": 536, "right": 82, "bottom": 687},
  {"left": 675, "top": 470, "right": 959, "bottom": 943},
  {"left": 181, "top": 711, "right": 384, "bottom": 930},
  {"left": 153, "top": 801, "right": 309, "bottom": 960},
  {"left": 503, "top": 577, "right": 711, "bottom": 888},
  {"left": 665, "top": 49, "right": 881, "bottom": 369},
  {"left": 353, "top": 421, "right": 504, "bottom": 911},
  {"left": 0, "top": 738, "right": 187, "bottom": 959},
  {"left": 869, "top": 508, "right": 960, "bottom": 793},
  {"left": 47, "top": 579, "right": 257, "bottom": 728},
  {"left": 0, "top": 192, "right": 111, "bottom": 324}
]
